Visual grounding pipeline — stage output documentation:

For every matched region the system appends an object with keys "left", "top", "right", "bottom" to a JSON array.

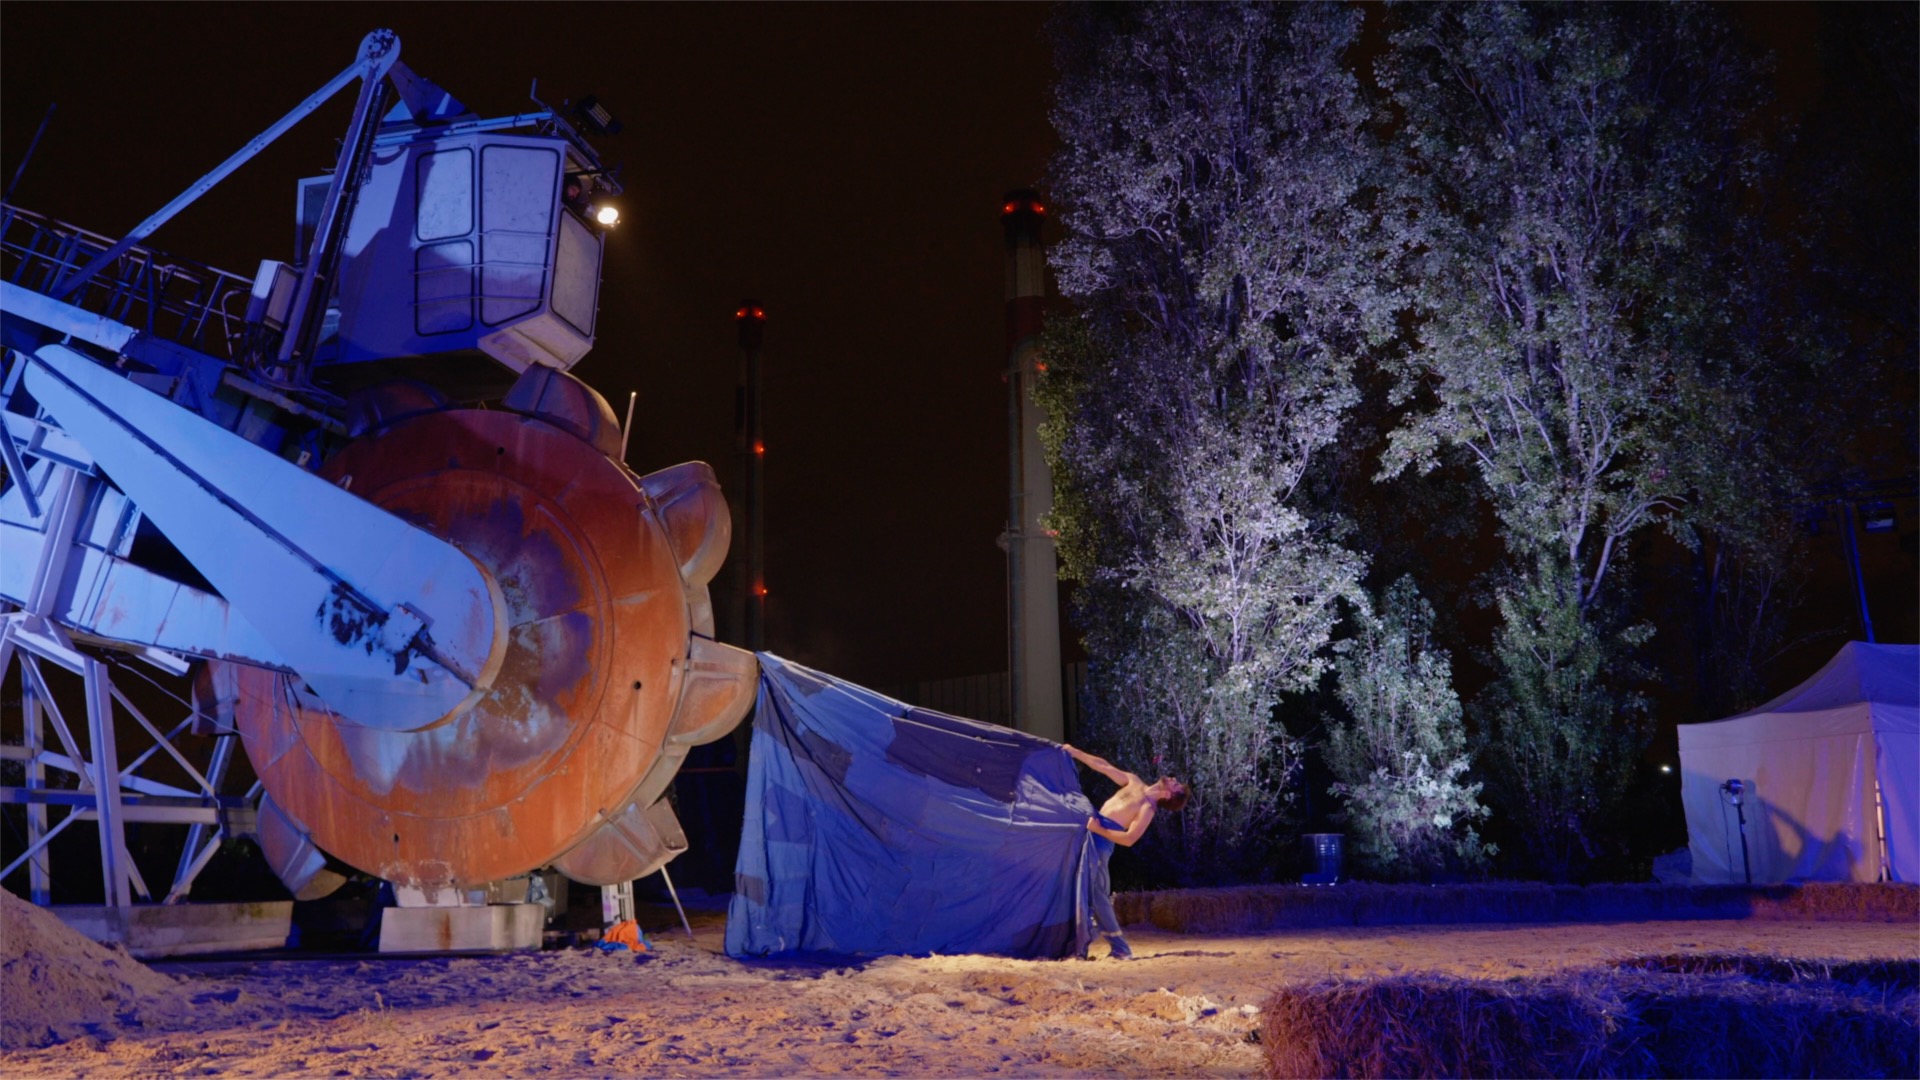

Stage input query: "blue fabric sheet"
[{"left": 725, "top": 653, "right": 1100, "bottom": 959}]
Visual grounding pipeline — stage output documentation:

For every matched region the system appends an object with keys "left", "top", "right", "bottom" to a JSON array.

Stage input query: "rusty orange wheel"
[{"left": 220, "top": 389, "right": 755, "bottom": 897}]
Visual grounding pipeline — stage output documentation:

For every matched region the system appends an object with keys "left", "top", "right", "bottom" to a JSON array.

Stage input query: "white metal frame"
[{"left": 1, "top": 455, "right": 250, "bottom": 933}]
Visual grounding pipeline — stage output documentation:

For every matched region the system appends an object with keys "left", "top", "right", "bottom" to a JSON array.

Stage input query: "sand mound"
[
  {"left": 1, "top": 887, "right": 180, "bottom": 1049},
  {"left": 0, "top": 918, "right": 1908, "bottom": 1077}
]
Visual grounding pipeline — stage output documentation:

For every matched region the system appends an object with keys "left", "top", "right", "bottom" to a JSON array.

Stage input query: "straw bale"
[
  {"left": 1115, "top": 881, "right": 1917, "bottom": 935},
  {"left": 1261, "top": 965, "right": 1918, "bottom": 1079},
  {"left": 1611, "top": 952, "right": 1918, "bottom": 992}
]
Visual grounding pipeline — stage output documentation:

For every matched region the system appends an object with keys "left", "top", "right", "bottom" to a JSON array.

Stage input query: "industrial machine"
[{"left": 0, "top": 31, "right": 757, "bottom": 951}]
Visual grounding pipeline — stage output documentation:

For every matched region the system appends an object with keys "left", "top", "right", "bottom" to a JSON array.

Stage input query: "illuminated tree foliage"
[
  {"left": 1040, "top": 1, "right": 1385, "bottom": 879},
  {"left": 1376, "top": 4, "right": 1775, "bottom": 876},
  {"left": 1324, "top": 578, "right": 1491, "bottom": 881}
]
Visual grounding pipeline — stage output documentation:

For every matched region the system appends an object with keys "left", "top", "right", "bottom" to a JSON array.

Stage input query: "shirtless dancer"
[{"left": 1063, "top": 744, "right": 1188, "bottom": 960}]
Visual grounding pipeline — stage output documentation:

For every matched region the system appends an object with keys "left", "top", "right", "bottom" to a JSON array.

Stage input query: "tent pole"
[{"left": 1875, "top": 776, "right": 1890, "bottom": 882}]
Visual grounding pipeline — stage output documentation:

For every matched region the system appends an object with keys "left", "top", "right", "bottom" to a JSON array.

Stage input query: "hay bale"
[
  {"left": 1611, "top": 953, "right": 1919, "bottom": 993},
  {"left": 1621, "top": 973, "right": 1916, "bottom": 1079},
  {"left": 1260, "top": 967, "right": 1919, "bottom": 1079},
  {"left": 1261, "top": 973, "right": 1614, "bottom": 1079},
  {"left": 1754, "top": 881, "right": 1920, "bottom": 921},
  {"left": 1115, "top": 881, "right": 1919, "bottom": 935}
]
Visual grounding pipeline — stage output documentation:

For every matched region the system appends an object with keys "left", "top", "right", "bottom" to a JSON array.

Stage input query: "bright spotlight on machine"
[{"left": 594, "top": 205, "right": 620, "bottom": 227}]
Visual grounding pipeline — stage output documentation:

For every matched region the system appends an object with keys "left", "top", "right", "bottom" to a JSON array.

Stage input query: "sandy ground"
[{"left": 2, "top": 906, "right": 1914, "bottom": 1079}]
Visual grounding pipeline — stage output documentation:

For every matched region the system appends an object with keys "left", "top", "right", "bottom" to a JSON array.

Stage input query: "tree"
[
  {"left": 1679, "top": 229, "right": 1849, "bottom": 721},
  {"left": 1375, "top": 3, "right": 1777, "bottom": 876},
  {"left": 1324, "top": 577, "right": 1491, "bottom": 881},
  {"left": 1040, "top": 1, "right": 1387, "bottom": 879}
]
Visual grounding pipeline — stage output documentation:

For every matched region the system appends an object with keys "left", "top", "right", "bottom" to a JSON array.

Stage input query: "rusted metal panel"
[
  {"left": 500, "top": 364, "right": 622, "bottom": 458},
  {"left": 554, "top": 635, "right": 758, "bottom": 884},
  {"left": 551, "top": 796, "right": 688, "bottom": 887}
]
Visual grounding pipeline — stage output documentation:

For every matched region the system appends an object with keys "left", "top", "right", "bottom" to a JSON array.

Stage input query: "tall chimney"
[
  {"left": 734, "top": 299, "right": 766, "bottom": 652},
  {"left": 1001, "top": 189, "right": 1063, "bottom": 741}
]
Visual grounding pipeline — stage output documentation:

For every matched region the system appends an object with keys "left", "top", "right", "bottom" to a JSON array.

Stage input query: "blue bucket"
[{"left": 1301, "top": 832, "right": 1344, "bottom": 885}]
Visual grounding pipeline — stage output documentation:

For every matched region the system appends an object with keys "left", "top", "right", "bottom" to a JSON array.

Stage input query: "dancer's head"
[{"left": 1153, "top": 777, "right": 1189, "bottom": 812}]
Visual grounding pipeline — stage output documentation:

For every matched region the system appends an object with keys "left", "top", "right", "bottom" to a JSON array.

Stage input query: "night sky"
[
  {"left": 1, "top": 3, "right": 1056, "bottom": 688},
  {"left": 3, "top": 4, "right": 1911, "bottom": 701}
]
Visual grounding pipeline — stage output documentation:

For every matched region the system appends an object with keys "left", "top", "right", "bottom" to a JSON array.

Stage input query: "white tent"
[{"left": 1678, "top": 642, "right": 1918, "bottom": 884}]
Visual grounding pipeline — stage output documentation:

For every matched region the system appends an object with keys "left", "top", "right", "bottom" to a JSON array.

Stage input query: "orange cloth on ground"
[{"left": 603, "top": 919, "right": 648, "bottom": 951}]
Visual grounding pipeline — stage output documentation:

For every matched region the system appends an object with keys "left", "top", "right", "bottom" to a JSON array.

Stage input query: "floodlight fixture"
[
  {"left": 572, "top": 95, "right": 624, "bottom": 137},
  {"left": 594, "top": 204, "right": 620, "bottom": 227}
]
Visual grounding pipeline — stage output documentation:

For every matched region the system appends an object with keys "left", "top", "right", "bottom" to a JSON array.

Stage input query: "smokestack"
[
  {"left": 734, "top": 299, "right": 766, "bottom": 652},
  {"left": 1001, "top": 189, "right": 1063, "bottom": 741}
]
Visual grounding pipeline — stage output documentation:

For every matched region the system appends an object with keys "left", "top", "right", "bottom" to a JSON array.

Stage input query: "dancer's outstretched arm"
[{"left": 1063, "top": 744, "right": 1136, "bottom": 787}]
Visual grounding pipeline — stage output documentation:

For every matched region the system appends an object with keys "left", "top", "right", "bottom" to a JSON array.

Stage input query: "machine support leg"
[
  {"left": 659, "top": 864, "right": 695, "bottom": 941},
  {"left": 22, "top": 654, "right": 87, "bottom": 777},
  {"left": 23, "top": 670, "right": 51, "bottom": 905},
  {"left": 171, "top": 735, "right": 235, "bottom": 901},
  {"left": 22, "top": 468, "right": 84, "bottom": 617},
  {"left": 165, "top": 836, "right": 224, "bottom": 905},
  {"left": 84, "top": 657, "right": 135, "bottom": 919},
  {"left": 600, "top": 881, "right": 635, "bottom": 926}
]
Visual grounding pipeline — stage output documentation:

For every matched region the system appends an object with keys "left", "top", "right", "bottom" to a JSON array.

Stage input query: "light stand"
[{"left": 1720, "top": 778, "right": 1752, "bottom": 885}]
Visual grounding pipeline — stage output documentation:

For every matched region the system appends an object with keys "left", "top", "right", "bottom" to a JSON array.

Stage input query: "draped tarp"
[{"left": 725, "top": 654, "right": 1100, "bottom": 959}]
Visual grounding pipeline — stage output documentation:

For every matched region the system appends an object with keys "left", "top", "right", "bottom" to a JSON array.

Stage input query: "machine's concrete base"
[
  {"left": 54, "top": 901, "right": 294, "bottom": 959},
  {"left": 378, "top": 902, "right": 545, "bottom": 954}
]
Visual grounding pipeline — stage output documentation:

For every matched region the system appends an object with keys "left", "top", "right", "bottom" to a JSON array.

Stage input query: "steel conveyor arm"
[
  {"left": 21, "top": 345, "right": 503, "bottom": 732},
  {"left": 53, "top": 31, "right": 402, "bottom": 304}
]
